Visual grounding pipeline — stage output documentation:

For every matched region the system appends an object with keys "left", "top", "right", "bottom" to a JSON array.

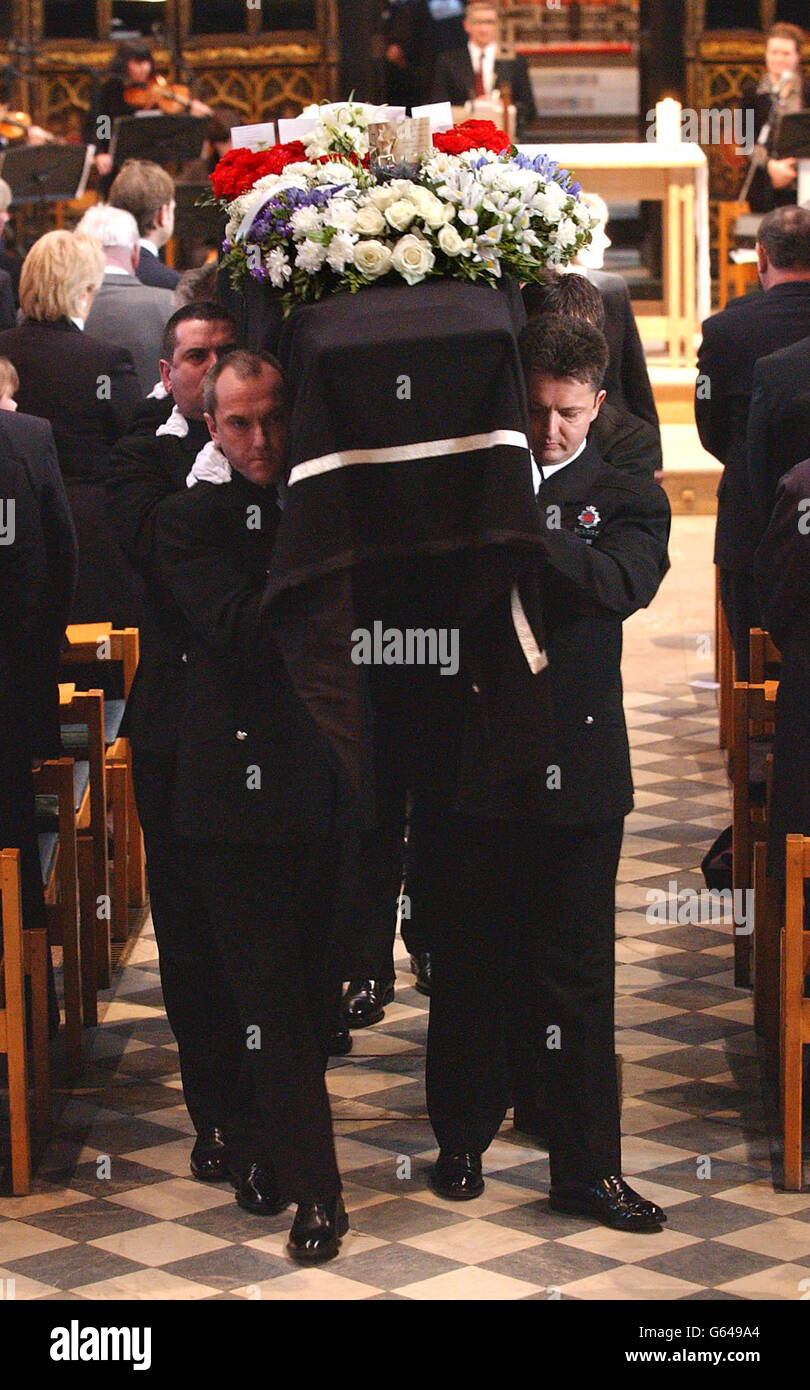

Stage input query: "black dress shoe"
[
  {"left": 287, "top": 1194, "right": 349, "bottom": 1264},
  {"left": 341, "top": 978, "right": 395, "bottom": 1028},
  {"left": 328, "top": 1023, "right": 353, "bottom": 1055},
  {"left": 549, "top": 1175, "right": 667, "bottom": 1232},
  {"left": 430, "top": 1151, "right": 484, "bottom": 1200},
  {"left": 410, "top": 951, "right": 432, "bottom": 996},
  {"left": 190, "top": 1128, "right": 229, "bottom": 1182},
  {"left": 234, "top": 1163, "right": 289, "bottom": 1216}
]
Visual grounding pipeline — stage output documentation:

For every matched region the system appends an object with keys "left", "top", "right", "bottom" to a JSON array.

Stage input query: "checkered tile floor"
[{"left": 2, "top": 684, "right": 808, "bottom": 1300}]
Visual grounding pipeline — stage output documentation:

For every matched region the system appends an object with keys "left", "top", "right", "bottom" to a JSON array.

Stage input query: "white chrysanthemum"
[
  {"left": 295, "top": 238, "right": 328, "bottom": 273},
  {"left": 265, "top": 247, "right": 292, "bottom": 288},
  {"left": 290, "top": 205, "right": 322, "bottom": 236},
  {"left": 327, "top": 199, "right": 359, "bottom": 232},
  {"left": 552, "top": 217, "right": 578, "bottom": 248},
  {"left": 326, "top": 230, "right": 357, "bottom": 273}
]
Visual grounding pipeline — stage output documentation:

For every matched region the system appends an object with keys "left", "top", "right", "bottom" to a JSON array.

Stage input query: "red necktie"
[{"left": 474, "top": 51, "right": 485, "bottom": 98}]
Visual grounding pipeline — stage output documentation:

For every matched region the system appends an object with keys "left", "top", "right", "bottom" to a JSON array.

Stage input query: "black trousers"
[
  {"left": 719, "top": 566, "right": 762, "bottom": 682},
  {"left": 420, "top": 809, "right": 624, "bottom": 1187},
  {"left": 134, "top": 751, "right": 243, "bottom": 1138},
  {"left": 188, "top": 838, "right": 342, "bottom": 1205}
]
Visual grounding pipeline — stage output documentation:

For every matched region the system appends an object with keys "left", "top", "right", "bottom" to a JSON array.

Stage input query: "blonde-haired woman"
[{"left": 0, "top": 229, "right": 142, "bottom": 626}]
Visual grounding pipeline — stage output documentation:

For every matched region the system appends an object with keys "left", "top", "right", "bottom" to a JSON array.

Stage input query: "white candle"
[{"left": 655, "top": 98, "right": 682, "bottom": 145}]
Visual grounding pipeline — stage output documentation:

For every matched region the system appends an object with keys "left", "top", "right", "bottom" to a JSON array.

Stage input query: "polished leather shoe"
[
  {"left": 328, "top": 1023, "right": 353, "bottom": 1056},
  {"left": 234, "top": 1163, "right": 288, "bottom": 1216},
  {"left": 549, "top": 1174, "right": 666, "bottom": 1232},
  {"left": 410, "top": 951, "right": 432, "bottom": 996},
  {"left": 190, "top": 1128, "right": 229, "bottom": 1183},
  {"left": 430, "top": 1151, "right": 484, "bottom": 1200},
  {"left": 287, "top": 1194, "right": 349, "bottom": 1264},
  {"left": 341, "top": 978, "right": 395, "bottom": 1028}
]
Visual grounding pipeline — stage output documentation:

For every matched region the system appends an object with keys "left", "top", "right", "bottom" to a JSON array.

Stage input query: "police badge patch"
[{"left": 576, "top": 505, "right": 602, "bottom": 541}]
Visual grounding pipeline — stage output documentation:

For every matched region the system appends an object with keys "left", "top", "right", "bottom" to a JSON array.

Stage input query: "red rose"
[
  {"left": 210, "top": 141, "right": 307, "bottom": 201},
  {"left": 432, "top": 120, "right": 511, "bottom": 156}
]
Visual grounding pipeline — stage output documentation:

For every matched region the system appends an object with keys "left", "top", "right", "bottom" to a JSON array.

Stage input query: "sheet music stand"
[
  {"left": 775, "top": 112, "right": 810, "bottom": 204},
  {"left": 109, "top": 114, "right": 206, "bottom": 172},
  {"left": 0, "top": 143, "right": 94, "bottom": 203}
]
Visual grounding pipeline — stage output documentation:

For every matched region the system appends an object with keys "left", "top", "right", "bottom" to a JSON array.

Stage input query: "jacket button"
[
  {"left": 236, "top": 730, "right": 247, "bottom": 740},
  {"left": 181, "top": 652, "right": 188, "bottom": 663},
  {"left": 585, "top": 715, "right": 594, "bottom": 725}
]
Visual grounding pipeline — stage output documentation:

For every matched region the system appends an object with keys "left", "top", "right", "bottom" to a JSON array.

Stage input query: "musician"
[
  {"left": 740, "top": 22, "right": 810, "bottom": 214},
  {"left": 85, "top": 39, "right": 211, "bottom": 184}
]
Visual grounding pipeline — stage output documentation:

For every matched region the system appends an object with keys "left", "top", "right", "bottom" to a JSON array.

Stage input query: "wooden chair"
[
  {"left": 0, "top": 850, "right": 31, "bottom": 1194},
  {"left": 33, "top": 756, "right": 83, "bottom": 1079},
  {"left": 732, "top": 679, "right": 777, "bottom": 987},
  {"left": 753, "top": 752, "right": 781, "bottom": 1078},
  {"left": 749, "top": 628, "right": 781, "bottom": 684},
  {"left": 62, "top": 625, "right": 146, "bottom": 939},
  {"left": 716, "top": 200, "right": 760, "bottom": 310},
  {"left": 782, "top": 834, "right": 810, "bottom": 1190},
  {"left": 58, "top": 687, "right": 110, "bottom": 1021},
  {"left": 716, "top": 569, "right": 735, "bottom": 755}
]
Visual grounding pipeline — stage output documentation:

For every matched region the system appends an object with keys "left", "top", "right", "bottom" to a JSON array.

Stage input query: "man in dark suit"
[
  {"left": 523, "top": 271, "right": 661, "bottom": 474},
  {"left": 431, "top": 1, "right": 536, "bottom": 137},
  {"left": 0, "top": 412, "right": 77, "bottom": 1031},
  {"left": 696, "top": 204, "right": 810, "bottom": 678},
  {"left": 109, "top": 159, "right": 181, "bottom": 291},
  {"left": 746, "top": 334, "right": 810, "bottom": 534},
  {"left": 152, "top": 351, "right": 347, "bottom": 1262},
  {"left": 419, "top": 316, "right": 671, "bottom": 1231},
  {"left": 754, "top": 459, "right": 810, "bottom": 878},
  {"left": 107, "top": 303, "right": 241, "bottom": 1186}
]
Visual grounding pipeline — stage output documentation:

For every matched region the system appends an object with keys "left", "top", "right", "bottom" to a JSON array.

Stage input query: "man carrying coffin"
[
  {"left": 418, "top": 316, "right": 672, "bottom": 1230},
  {"left": 153, "top": 352, "right": 347, "bottom": 1263}
]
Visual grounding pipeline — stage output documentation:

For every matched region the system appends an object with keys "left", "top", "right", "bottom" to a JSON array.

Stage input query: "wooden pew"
[
  {"left": 782, "top": 835, "right": 810, "bottom": 1190},
  {"left": 732, "top": 680, "right": 777, "bottom": 987},
  {"left": 0, "top": 850, "right": 31, "bottom": 1194}
]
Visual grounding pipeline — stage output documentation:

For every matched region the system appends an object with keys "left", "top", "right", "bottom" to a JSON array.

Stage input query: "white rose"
[
  {"left": 354, "top": 203, "right": 387, "bottom": 235},
  {"left": 385, "top": 199, "right": 418, "bottom": 232},
  {"left": 390, "top": 233, "right": 435, "bottom": 285},
  {"left": 438, "top": 223, "right": 464, "bottom": 256},
  {"left": 353, "top": 238, "right": 393, "bottom": 279},
  {"left": 368, "top": 184, "right": 400, "bottom": 211}
]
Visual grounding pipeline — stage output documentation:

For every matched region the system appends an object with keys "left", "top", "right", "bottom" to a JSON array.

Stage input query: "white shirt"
[
  {"left": 532, "top": 435, "right": 588, "bottom": 493},
  {"left": 103, "top": 264, "right": 132, "bottom": 277},
  {"left": 468, "top": 41, "right": 497, "bottom": 96},
  {"left": 139, "top": 238, "right": 158, "bottom": 258}
]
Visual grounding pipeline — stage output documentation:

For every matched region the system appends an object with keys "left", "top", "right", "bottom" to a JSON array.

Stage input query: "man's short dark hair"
[
  {"left": 520, "top": 314, "right": 609, "bottom": 393},
  {"left": 162, "top": 301, "right": 239, "bottom": 362},
  {"left": 523, "top": 272, "right": 606, "bottom": 331},
  {"left": 757, "top": 205, "right": 810, "bottom": 270},
  {"left": 203, "top": 349, "right": 284, "bottom": 418}
]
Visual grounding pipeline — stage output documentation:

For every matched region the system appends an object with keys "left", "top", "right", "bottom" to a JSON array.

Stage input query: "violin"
[
  {"left": 0, "top": 106, "right": 55, "bottom": 145},
  {"left": 123, "top": 75, "right": 211, "bottom": 118}
]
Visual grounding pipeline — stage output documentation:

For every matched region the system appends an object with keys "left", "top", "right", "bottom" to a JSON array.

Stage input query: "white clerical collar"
[
  {"left": 533, "top": 434, "right": 588, "bottom": 492},
  {"left": 139, "top": 239, "right": 158, "bottom": 257}
]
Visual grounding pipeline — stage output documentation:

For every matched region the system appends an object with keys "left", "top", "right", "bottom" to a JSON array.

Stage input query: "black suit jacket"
[
  {"left": 136, "top": 247, "right": 180, "bottom": 291},
  {"left": 153, "top": 472, "right": 340, "bottom": 845},
  {"left": 0, "top": 412, "right": 77, "bottom": 757},
  {"left": 106, "top": 414, "right": 209, "bottom": 828},
  {"left": 591, "top": 400, "right": 661, "bottom": 479},
  {"left": 0, "top": 247, "right": 22, "bottom": 306},
  {"left": 524, "top": 441, "right": 671, "bottom": 824},
  {"left": 587, "top": 268, "right": 659, "bottom": 433},
  {"left": 746, "top": 333, "right": 810, "bottom": 534},
  {"left": 695, "top": 281, "right": 810, "bottom": 571},
  {"left": 0, "top": 267, "right": 15, "bottom": 332},
  {"left": 431, "top": 47, "right": 536, "bottom": 134},
  {"left": 754, "top": 458, "right": 810, "bottom": 873}
]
